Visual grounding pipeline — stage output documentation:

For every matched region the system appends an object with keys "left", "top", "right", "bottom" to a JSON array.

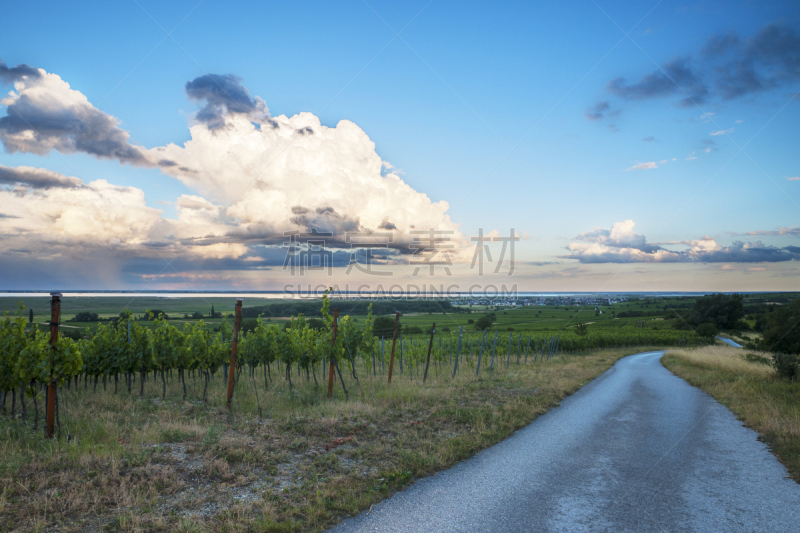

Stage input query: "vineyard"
[
  {"left": 0, "top": 293, "right": 719, "bottom": 531},
  {"left": 0, "top": 293, "right": 713, "bottom": 431}
]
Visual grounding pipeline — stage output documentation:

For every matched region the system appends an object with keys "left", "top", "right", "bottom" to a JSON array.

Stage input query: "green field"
[
  {"left": 2, "top": 292, "right": 798, "bottom": 531},
  {"left": 3, "top": 292, "right": 796, "bottom": 343},
  {"left": 0, "top": 293, "right": 729, "bottom": 334}
]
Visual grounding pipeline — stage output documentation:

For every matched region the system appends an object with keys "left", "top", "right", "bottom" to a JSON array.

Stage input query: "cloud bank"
[
  {"left": 588, "top": 24, "right": 800, "bottom": 116},
  {"left": 0, "top": 164, "right": 84, "bottom": 189},
  {"left": 565, "top": 220, "right": 800, "bottom": 263},
  {"left": 0, "top": 64, "right": 468, "bottom": 280},
  {"left": 0, "top": 65, "right": 151, "bottom": 164}
]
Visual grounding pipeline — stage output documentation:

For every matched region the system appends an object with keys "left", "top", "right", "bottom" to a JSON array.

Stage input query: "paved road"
[
  {"left": 329, "top": 351, "right": 800, "bottom": 533},
  {"left": 716, "top": 336, "right": 744, "bottom": 348}
]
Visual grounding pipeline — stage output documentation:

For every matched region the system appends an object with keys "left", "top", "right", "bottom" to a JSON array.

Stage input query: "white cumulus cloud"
[
  {"left": 0, "top": 65, "right": 473, "bottom": 275},
  {"left": 564, "top": 221, "right": 800, "bottom": 263},
  {"left": 151, "top": 110, "right": 467, "bottom": 254},
  {"left": 625, "top": 162, "right": 658, "bottom": 171},
  {"left": 710, "top": 127, "right": 734, "bottom": 136}
]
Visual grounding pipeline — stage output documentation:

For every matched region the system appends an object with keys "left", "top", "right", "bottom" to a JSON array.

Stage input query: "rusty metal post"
[
  {"left": 327, "top": 309, "right": 339, "bottom": 398},
  {"left": 46, "top": 293, "right": 61, "bottom": 439},
  {"left": 226, "top": 298, "right": 243, "bottom": 409},
  {"left": 423, "top": 322, "right": 436, "bottom": 384},
  {"left": 387, "top": 312, "right": 400, "bottom": 384}
]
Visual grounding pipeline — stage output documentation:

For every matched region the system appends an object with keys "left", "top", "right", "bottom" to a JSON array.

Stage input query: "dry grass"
[
  {"left": 1, "top": 348, "right": 639, "bottom": 532},
  {"left": 662, "top": 345, "right": 800, "bottom": 483},
  {"left": 670, "top": 345, "right": 774, "bottom": 376}
]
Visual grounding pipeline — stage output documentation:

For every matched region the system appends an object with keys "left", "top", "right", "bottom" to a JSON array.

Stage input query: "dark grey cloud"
[
  {"left": 689, "top": 241, "right": 800, "bottom": 263},
  {"left": 168, "top": 211, "right": 419, "bottom": 259},
  {"left": 596, "top": 24, "right": 800, "bottom": 114},
  {"left": 120, "top": 252, "right": 284, "bottom": 274},
  {"left": 584, "top": 101, "right": 612, "bottom": 121},
  {"left": 379, "top": 220, "right": 396, "bottom": 230},
  {"left": 607, "top": 58, "right": 708, "bottom": 108},
  {"left": 740, "top": 226, "right": 800, "bottom": 238},
  {"left": 0, "top": 69, "right": 150, "bottom": 165},
  {"left": 714, "top": 24, "right": 800, "bottom": 100},
  {"left": 0, "top": 60, "right": 41, "bottom": 84},
  {"left": 0, "top": 164, "right": 84, "bottom": 189},
  {"left": 565, "top": 225, "right": 800, "bottom": 263},
  {"left": 702, "top": 31, "right": 740, "bottom": 56},
  {"left": 185, "top": 74, "right": 267, "bottom": 129},
  {"left": 290, "top": 206, "right": 361, "bottom": 235}
]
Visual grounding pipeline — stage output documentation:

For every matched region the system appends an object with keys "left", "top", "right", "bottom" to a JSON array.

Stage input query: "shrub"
[
  {"left": 402, "top": 325, "right": 423, "bottom": 335},
  {"left": 773, "top": 353, "right": 800, "bottom": 381},
  {"left": 689, "top": 293, "right": 744, "bottom": 329},
  {"left": 73, "top": 311, "right": 99, "bottom": 322},
  {"left": 695, "top": 322, "right": 718, "bottom": 337},
  {"left": 762, "top": 300, "right": 800, "bottom": 355},
  {"left": 240, "top": 318, "right": 258, "bottom": 334},
  {"left": 306, "top": 318, "right": 326, "bottom": 331},
  {"left": 742, "top": 352, "right": 772, "bottom": 366},
  {"left": 372, "top": 315, "right": 395, "bottom": 338},
  {"left": 474, "top": 315, "right": 493, "bottom": 330},
  {"left": 60, "top": 328, "right": 84, "bottom": 340}
]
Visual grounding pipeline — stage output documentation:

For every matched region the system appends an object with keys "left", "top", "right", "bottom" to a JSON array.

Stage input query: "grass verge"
[
  {"left": 662, "top": 346, "right": 800, "bottom": 483},
  {"left": 1, "top": 348, "right": 638, "bottom": 532}
]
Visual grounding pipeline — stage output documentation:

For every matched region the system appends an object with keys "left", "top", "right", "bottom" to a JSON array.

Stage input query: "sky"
[{"left": 0, "top": 0, "right": 799, "bottom": 293}]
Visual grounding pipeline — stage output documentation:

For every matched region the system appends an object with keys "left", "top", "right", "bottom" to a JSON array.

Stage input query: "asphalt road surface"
[{"left": 328, "top": 351, "right": 800, "bottom": 533}]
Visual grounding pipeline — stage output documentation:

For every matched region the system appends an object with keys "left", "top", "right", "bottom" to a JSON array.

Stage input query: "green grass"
[
  {"left": 8, "top": 293, "right": 798, "bottom": 341},
  {"left": 0, "top": 347, "right": 641, "bottom": 532},
  {"left": 2, "top": 294, "right": 712, "bottom": 340}
]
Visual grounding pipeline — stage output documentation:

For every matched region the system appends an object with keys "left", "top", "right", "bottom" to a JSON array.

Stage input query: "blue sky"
[{"left": 1, "top": 0, "right": 799, "bottom": 291}]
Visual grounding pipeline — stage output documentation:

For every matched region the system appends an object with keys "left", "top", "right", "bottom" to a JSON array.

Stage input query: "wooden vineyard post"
[
  {"left": 46, "top": 293, "right": 61, "bottom": 439},
  {"left": 525, "top": 335, "right": 531, "bottom": 364},
  {"left": 490, "top": 330, "right": 498, "bottom": 370},
  {"left": 423, "top": 323, "right": 436, "bottom": 383},
  {"left": 387, "top": 312, "right": 400, "bottom": 384},
  {"left": 507, "top": 332, "right": 513, "bottom": 369},
  {"left": 476, "top": 328, "right": 487, "bottom": 376},
  {"left": 452, "top": 326, "right": 463, "bottom": 378},
  {"left": 327, "top": 308, "right": 339, "bottom": 398},
  {"left": 226, "top": 298, "right": 243, "bottom": 409}
]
